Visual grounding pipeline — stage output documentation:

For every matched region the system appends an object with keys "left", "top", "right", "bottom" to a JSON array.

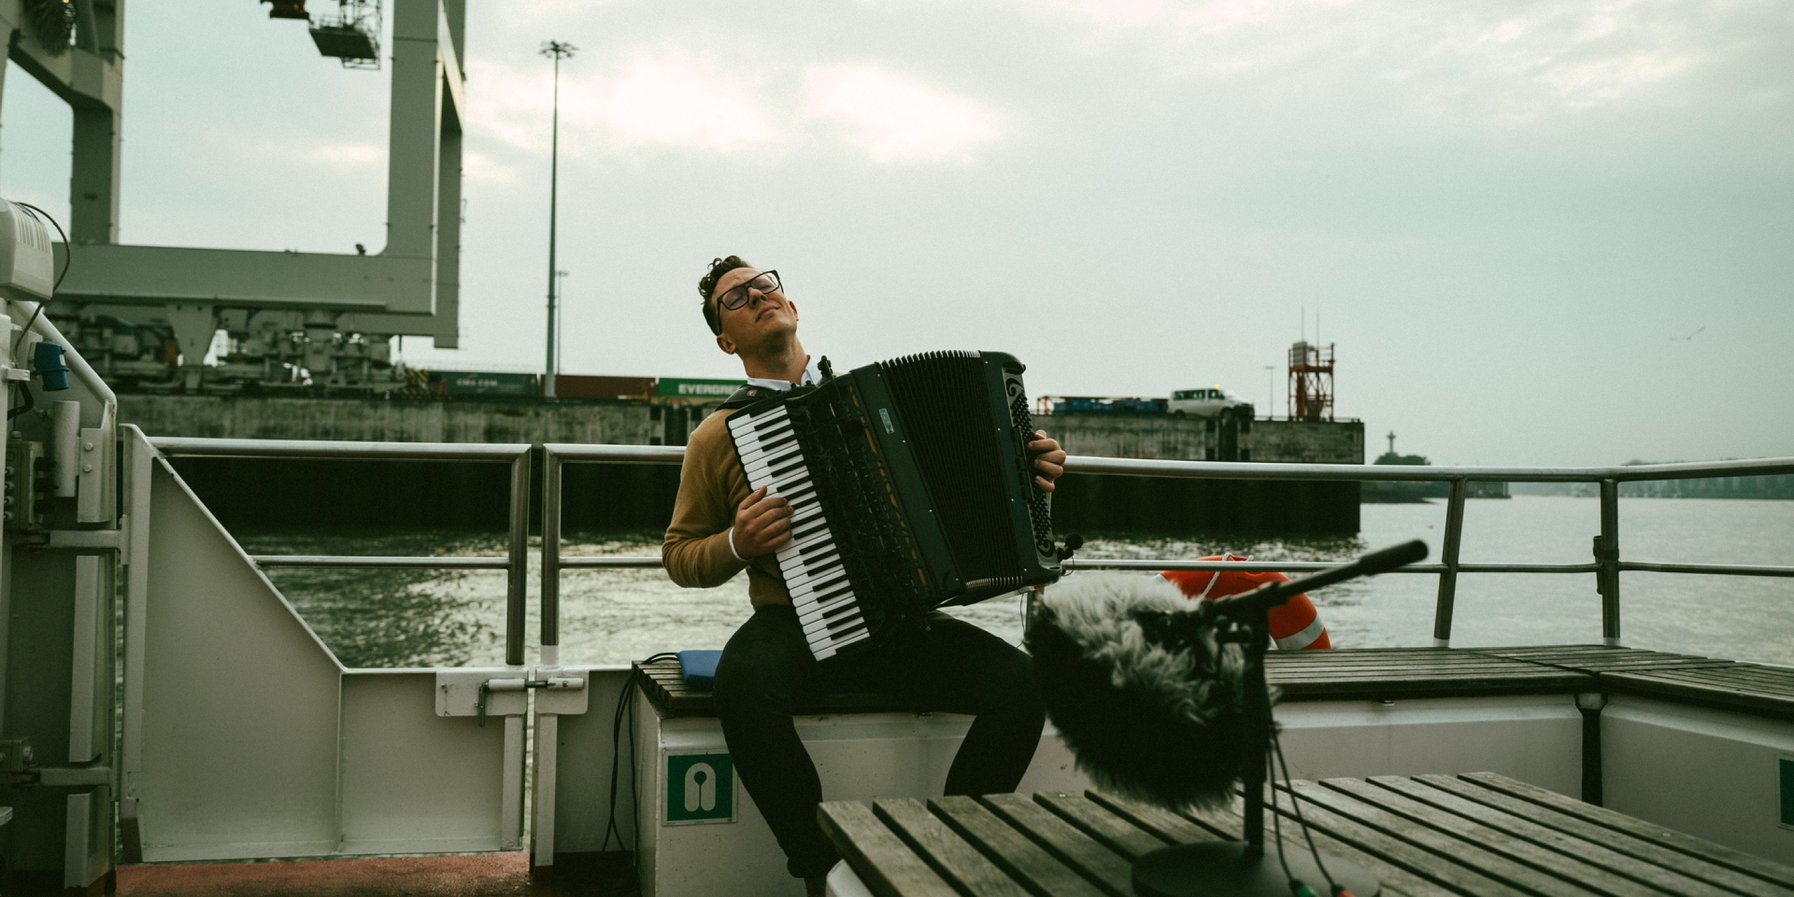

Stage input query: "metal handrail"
[
  {"left": 151, "top": 436, "right": 536, "bottom": 666},
  {"left": 1065, "top": 455, "right": 1794, "bottom": 646},
  {"left": 539, "top": 444, "right": 684, "bottom": 660},
  {"left": 540, "top": 447, "right": 1794, "bottom": 650},
  {"left": 1069, "top": 455, "right": 1794, "bottom": 483},
  {"left": 152, "top": 436, "right": 1794, "bottom": 655}
]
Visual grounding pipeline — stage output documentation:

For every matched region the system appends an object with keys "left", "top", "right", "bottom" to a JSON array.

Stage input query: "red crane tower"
[{"left": 1288, "top": 341, "right": 1336, "bottom": 421}]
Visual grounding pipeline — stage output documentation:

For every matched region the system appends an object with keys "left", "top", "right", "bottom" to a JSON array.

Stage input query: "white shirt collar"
[{"left": 744, "top": 357, "right": 821, "bottom": 392}]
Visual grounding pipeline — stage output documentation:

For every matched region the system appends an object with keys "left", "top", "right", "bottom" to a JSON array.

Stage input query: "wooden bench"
[
  {"left": 819, "top": 772, "right": 1794, "bottom": 897},
  {"left": 1479, "top": 645, "right": 1794, "bottom": 720},
  {"left": 636, "top": 645, "right": 1794, "bottom": 718}
]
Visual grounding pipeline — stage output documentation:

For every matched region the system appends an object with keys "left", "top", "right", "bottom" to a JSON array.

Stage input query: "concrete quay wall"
[
  {"left": 116, "top": 396, "right": 1367, "bottom": 534},
  {"left": 1039, "top": 415, "right": 1365, "bottom": 536},
  {"left": 117, "top": 394, "right": 673, "bottom": 445},
  {"left": 119, "top": 396, "right": 1366, "bottom": 464},
  {"left": 118, "top": 395, "right": 690, "bottom": 531},
  {"left": 1039, "top": 414, "right": 1365, "bottom": 464}
]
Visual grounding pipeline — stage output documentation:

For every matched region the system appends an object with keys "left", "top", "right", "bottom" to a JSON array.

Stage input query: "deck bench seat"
[
  {"left": 631, "top": 657, "right": 926, "bottom": 718},
  {"left": 1478, "top": 645, "right": 1794, "bottom": 720},
  {"left": 1263, "top": 646, "right": 1594, "bottom": 700},
  {"left": 638, "top": 645, "right": 1794, "bottom": 718}
]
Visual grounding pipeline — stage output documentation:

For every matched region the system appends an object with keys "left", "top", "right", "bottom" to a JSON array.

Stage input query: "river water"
[{"left": 237, "top": 496, "right": 1794, "bottom": 670}]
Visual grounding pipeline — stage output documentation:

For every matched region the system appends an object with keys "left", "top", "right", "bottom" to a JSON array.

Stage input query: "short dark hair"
[{"left": 698, "top": 255, "right": 754, "bottom": 335}]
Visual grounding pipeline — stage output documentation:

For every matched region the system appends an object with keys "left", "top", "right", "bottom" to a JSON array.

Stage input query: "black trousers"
[{"left": 713, "top": 604, "right": 1045, "bottom": 879}]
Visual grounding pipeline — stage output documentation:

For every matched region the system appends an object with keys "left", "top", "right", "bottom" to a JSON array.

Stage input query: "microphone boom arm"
[
  {"left": 1208, "top": 540, "right": 1427, "bottom": 857},
  {"left": 1208, "top": 539, "right": 1429, "bottom": 621}
]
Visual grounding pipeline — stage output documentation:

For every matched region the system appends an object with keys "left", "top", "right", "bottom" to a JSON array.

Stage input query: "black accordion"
[{"left": 726, "top": 350, "right": 1063, "bottom": 661}]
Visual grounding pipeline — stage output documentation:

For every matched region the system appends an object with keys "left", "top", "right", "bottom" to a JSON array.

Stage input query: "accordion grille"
[{"left": 876, "top": 351, "right": 1023, "bottom": 581}]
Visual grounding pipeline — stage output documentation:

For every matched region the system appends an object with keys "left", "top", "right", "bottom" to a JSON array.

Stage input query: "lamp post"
[
  {"left": 541, "top": 39, "right": 577, "bottom": 399},
  {"left": 555, "top": 269, "right": 569, "bottom": 378}
]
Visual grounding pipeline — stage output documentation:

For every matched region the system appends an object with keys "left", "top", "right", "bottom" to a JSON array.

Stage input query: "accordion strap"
[{"left": 718, "top": 384, "right": 776, "bottom": 410}]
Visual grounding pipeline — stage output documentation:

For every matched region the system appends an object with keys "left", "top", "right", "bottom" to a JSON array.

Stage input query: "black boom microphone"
[
  {"left": 1026, "top": 569, "right": 1248, "bottom": 810},
  {"left": 1027, "top": 540, "right": 1428, "bottom": 897}
]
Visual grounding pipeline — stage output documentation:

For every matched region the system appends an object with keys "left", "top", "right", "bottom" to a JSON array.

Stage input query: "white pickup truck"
[{"left": 1167, "top": 386, "right": 1254, "bottom": 419}]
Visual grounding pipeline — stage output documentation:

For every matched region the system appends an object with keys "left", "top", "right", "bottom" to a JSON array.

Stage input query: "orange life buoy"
[{"left": 1160, "top": 555, "right": 1333, "bottom": 650}]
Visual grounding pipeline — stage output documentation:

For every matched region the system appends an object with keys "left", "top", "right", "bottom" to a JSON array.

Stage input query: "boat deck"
[
  {"left": 26, "top": 646, "right": 1790, "bottom": 897},
  {"left": 114, "top": 852, "right": 639, "bottom": 897}
]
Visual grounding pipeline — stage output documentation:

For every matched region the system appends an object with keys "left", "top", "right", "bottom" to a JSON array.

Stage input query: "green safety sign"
[
  {"left": 666, "top": 752, "right": 735, "bottom": 825},
  {"left": 1781, "top": 755, "right": 1794, "bottom": 829}
]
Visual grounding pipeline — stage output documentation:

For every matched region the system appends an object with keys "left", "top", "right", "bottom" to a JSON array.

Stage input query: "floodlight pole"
[
  {"left": 556, "top": 269, "right": 569, "bottom": 379},
  {"left": 542, "top": 39, "right": 577, "bottom": 399}
]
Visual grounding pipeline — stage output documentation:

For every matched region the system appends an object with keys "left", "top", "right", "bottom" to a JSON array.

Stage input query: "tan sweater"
[{"left": 662, "top": 406, "right": 793, "bottom": 609}]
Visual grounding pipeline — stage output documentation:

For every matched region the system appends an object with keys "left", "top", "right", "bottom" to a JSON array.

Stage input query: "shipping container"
[
  {"left": 428, "top": 370, "right": 541, "bottom": 399},
  {"left": 1047, "top": 396, "right": 1167, "bottom": 415},
  {"left": 654, "top": 377, "right": 743, "bottom": 402},
  {"left": 552, "top": 374, "right": 655, "bottom": 401}
]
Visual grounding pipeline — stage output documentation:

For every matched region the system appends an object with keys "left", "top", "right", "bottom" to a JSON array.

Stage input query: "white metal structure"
[{"left": 1, "top": 0, "right": 466, "bottom": 392}]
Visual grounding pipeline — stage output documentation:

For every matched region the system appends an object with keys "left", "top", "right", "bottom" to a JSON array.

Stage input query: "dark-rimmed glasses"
[{"left": 714, "top": 270, "right": 781, "bottom": 312}]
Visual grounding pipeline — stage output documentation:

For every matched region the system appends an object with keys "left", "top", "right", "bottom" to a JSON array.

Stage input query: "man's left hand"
[{"left": 1028, "top": 430, "right": 1067, "bottom": 492}]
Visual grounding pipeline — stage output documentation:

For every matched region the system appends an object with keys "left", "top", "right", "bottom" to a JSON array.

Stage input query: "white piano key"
[
  {"left": 739, "top": 441, "right": 802, "bottom": 470},
  {"left": 802, "top": 607, "right": 863, "bottom": 639},
  {"left": 782, "top": 553, "right": 844, "bottom": 587},
  {"left": 789, "top": 572, "right": 850, "bottom": 604}
]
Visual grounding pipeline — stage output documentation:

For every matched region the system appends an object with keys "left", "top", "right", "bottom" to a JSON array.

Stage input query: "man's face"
[{"left": 711, "top": 267, "right": 798, "bottom": 354}]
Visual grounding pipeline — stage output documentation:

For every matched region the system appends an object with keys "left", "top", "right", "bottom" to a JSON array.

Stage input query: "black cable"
[
  {"left": 10, "top": 202, "right": 72, "bottom": 354},
  {"left": 627, "top": 678, "right": 643, "bottom": 871},
  {"left": 1272, "top": 727, "right": 1340, "bottom": 894},
  {"left": 602, "top": 653, "right": 677, "bottom": 854},
  {"left": 625, "top": 653, "right": 677, "bottom": 871},
  {"left": 1265, "top": 747, "right": 1298, "bottom": 886},
  {"left": 602, "top": 667, "right": 639, "bottom": 851},
  {"left": 6, "top": 381, "right": 33, "bottom": 420}
]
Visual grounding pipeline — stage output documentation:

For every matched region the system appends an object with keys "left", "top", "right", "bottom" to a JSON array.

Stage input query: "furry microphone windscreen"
[{"left": 1027, "top": 573, "right": 1258, "bottom": 811}]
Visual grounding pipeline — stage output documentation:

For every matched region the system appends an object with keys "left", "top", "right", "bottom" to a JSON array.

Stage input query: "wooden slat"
[
  {"left": 1601, "top": 667, "right": 1794, "bottom": 719},
  {"left": 1265, "top": 649, "right": 1593, "bottom": 700},
  {"left": 1673, "top": 666, "right": 1794, "bottom": 690},
  {"left": 1029, "top": 791, "right": 1171, "bottom": 860},
  {"left": 1371, "top": 776, "right": 1737, "bottom": 897},
  {"left": 1327, "top": 777, "right": 1665, "bottom": 896},
  {"left": 817, "top": 801, "right": 960, "bottom": 897},
  {"left": 1263, "top": 781, "right": 1516, "bottom": 895},
  {"left": 976, "top": 794, "right": 1134, "bottom": 897},
  {"left": 1460, "top": 773, "right": 1794, "bottom": 891},
  {"left": 1289, "top": 779, "right": 1601, "bottom": 896},
  {"left": 1057, "top": 789, "right": 1456, "bottom": 897},
  {"left": 1248, "top": 786, "right": 1465, "bottom": 897},
  {"left": 1479, "top": 646, "right": 1727, "bottom": 671},
  {"left": 1421, "top": 775, "right": 1794, "bottom": 897},
  {"left": 925, "top": 796, "right": 1110, "bottom": 897},
  {"left": 872, "top": 799, "right": 1033, "bottom": 897},
  {"left": 1081, "top": 790, "right": 1233, "bottom": 846}
]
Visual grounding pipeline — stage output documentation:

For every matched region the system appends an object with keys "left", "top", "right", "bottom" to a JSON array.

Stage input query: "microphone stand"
[{"left": 1132, "top": 540, "right": 1427, "bottom": 897}]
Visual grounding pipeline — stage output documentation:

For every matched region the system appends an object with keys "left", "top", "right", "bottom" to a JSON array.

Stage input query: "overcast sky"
[{"left": 3, "top": 0, "right": 1790, "bottom": 466}]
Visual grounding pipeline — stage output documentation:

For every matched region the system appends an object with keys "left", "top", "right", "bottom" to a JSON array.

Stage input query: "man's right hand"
[{"left": 731, "top": 486, "right": 793, "bottom": 558}]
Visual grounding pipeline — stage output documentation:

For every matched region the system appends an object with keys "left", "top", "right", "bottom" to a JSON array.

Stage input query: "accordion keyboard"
[{"left": 727, "top": 403, "right": 874, "bottom": 660}]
